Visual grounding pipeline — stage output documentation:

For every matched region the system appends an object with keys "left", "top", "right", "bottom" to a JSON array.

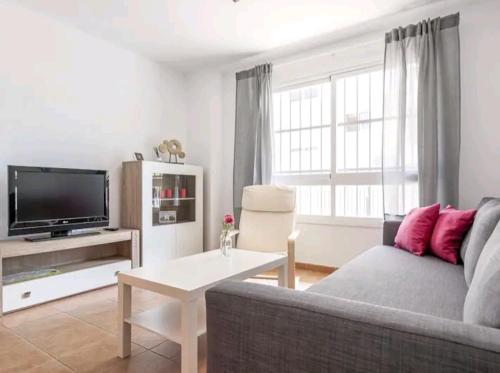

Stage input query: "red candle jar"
[
  {"left": 165, "top": 188, "right": 173, "bottom": 198},
  {"left": 180, "top": 188, "right": 187, "bottom": 198}
]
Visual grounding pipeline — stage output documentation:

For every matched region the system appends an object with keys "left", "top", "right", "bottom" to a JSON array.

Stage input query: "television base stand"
[
  {"left": 24, "top": 230, "right": 101, "bottom": 242},
  {"left": 0, "top": 229, "right": 140, "bottom": 314}
]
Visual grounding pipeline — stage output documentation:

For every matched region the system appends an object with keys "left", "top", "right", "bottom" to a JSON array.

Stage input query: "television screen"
[{"left": 8, "top": 166, "right": 109, "bottom": 236}]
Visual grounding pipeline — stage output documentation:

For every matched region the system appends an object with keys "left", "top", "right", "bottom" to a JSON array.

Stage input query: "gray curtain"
[
  {"left": 382, "top": 13, "right": 460, "bottom": 216},
  {"left": 233, "top": 63, "right": 273, "bottom": 223}
]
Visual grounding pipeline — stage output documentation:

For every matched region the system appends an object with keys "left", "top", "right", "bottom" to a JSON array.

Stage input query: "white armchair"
[{"left": 236, "top": 185, "right": 299, "bottom": 289}]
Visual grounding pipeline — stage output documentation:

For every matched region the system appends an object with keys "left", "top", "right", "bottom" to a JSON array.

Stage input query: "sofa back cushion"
[
  {"left": 463, "top": 220, "right": 500, "bottom": 327},
  {"left": 394, "top": 203, "right": 440, "bottom": 256},
  {"left": 460, "top": 197, "right": 498, "bottom": 262},
  {"left": 463, "top": 198, "right": 500, "bottom": 286}
]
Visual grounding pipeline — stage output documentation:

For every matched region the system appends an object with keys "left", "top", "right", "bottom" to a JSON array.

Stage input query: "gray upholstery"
[
  {"left": 308, "top": 245, "right": 467, "bottom": 320},
  {"left": 460, "top": 197, "right": 499, "bottom": 262},
  {"left": 382, "top": 219, "right": 402, "bottom": 245},
  {"left": 206, "top": 282, "right": 500, "bottom": 373},
  {"left": 464, "top": 220, "right": 500, "bottom": 327},
  {"left": 463, "top": 198, "right": 500, "bottom": 286},
  {"left": 206, "top": 197, "right": 500, "bottom": 372}
]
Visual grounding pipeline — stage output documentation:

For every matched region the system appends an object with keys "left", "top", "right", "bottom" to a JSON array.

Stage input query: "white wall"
[
  {"left": 210, "top": 0, "right": 500, "bottom": 267},
  {"left": 459, "top": 0, "right": 500, "bottom": 209},
  {"left": 0, "top": 2, "right": 187, "bottom": 238},
  {"left": 184, "top": 72, "right": 225, "bottom": 249}
]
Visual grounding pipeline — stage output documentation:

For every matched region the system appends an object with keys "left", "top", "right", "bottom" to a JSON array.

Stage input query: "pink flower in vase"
[{"left": 224, "top": 214, "right": 234, "bottom": 225}]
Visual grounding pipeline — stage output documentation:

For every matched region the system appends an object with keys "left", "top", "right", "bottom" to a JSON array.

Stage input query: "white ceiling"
[{"left": 16, "top": 0, "right": 441, "bottom": 70}]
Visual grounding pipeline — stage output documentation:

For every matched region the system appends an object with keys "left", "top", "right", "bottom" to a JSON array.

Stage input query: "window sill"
[{"left": 296, "top": 215, "right": 383, "bottom": 229}]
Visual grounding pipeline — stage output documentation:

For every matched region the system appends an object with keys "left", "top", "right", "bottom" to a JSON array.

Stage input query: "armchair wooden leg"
[
  {"left": 287, "top": 230, "right": 299, "bottom": 289},
  {"left": 288, "top": 254, "right": 295, "bottom": 289}
]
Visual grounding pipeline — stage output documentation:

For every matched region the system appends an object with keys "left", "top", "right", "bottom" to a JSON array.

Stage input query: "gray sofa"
[{"left": 205, "top": 198, "right": 500, "bottom": 372}]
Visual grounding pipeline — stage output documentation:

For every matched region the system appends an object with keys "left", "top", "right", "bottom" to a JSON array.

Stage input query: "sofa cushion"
[
  {"left": 394, "top": 203, "right": 440, "bottom": 256},
  {"left": 430, "top": 206, "right": 477, "bottom": 264},
  {"left": 464, "top": 221, "right": 500, "bottom": 327},
  {"left": 463, "top": 198, "right": 500, "bottom": 286},
  {"left": 307, "top": 245, "right": 468, "bottom": 320}
]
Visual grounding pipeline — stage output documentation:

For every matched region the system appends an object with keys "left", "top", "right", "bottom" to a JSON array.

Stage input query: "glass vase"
[{"left": 220, "top": 233, "right": 232, "bottom": 256}]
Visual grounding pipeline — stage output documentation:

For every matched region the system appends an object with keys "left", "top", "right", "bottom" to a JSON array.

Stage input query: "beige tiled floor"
[{"left": 0, "top": 268, "right": 329, "bottom": 372}]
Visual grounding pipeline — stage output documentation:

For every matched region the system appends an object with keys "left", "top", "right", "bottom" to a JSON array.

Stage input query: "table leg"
[
  {"left": 118, "top": 281, "right": 132, "bottom": 358},
  {"left": 278, "top": 261, "right": 289, "bottom": 288},
  {"left": 181, "top": 299, "right": 198, "bottom": 373}
]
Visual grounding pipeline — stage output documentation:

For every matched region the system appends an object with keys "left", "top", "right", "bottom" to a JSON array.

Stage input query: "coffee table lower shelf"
[{"left": 125, "top": 299, "right": 207, "bottom": 345}]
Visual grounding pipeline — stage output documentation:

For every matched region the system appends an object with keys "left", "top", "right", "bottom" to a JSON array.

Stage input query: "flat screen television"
[{"left": 8, "top": 166, "right": 109, "bottom": 239}]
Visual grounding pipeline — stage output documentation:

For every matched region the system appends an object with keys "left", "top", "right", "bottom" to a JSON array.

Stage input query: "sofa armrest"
[
  {"left": 383, "top": 219, "right": 403, "bottom": 245},
  {"left": 206, "top": 281, "right": 500, "bottom": 373}
]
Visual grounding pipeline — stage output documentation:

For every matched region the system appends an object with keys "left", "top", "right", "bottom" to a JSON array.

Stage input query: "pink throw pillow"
[
  {"left": 430, "top": 205, "right": 477, "bottom": 264},
  {"left": 394, "top": 203, "right": 441, "bottom": 256}
]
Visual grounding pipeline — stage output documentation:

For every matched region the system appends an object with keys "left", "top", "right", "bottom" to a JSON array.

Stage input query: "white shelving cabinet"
[{"left": 121, "top": 161, "right": 203, "bottom": 267}]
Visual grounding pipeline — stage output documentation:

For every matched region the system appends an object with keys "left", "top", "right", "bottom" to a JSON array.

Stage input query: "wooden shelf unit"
[
  {"left": 121, "top": 161, "right": 203, "bottom": 267},
  {"left": 0, "top": 229, "right": 139, "bottom": 314}
]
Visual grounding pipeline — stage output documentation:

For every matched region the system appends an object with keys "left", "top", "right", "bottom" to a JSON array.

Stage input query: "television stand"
[
  {"left": 24, "top": 230, "right": 101, "bottom": 242},
  {"left": 0, "top": 229, "right": 139, "bottom": 314}
]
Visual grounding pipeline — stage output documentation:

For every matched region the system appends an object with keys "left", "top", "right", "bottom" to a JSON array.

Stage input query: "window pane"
[
  {"left": 291, "top": 130, "right": 300, "bottom": 171},
  {"left": 345, "top": 185, "right": 357, "bottom": 216},
  {"left": 294, "top": 185, "right": 331, "bottom": 216},
  {"left": 311, "top": 86, "right": 321, "bottom": 126},
  {"left": 345, "top": 76, "right": 357, "bottom": 122},
  {"left": 335, "top": 185, "right": 345, "bottom": 216},
  {"left": 301, "top": 88, "right": 311, "bottom": 128},
  {"left": 357, "top": 185, "right": 369, "bottom": 217},
  {"left": 336, "top": 79, "right": 344, "bottom": 124},
  {"left": 336, "top": 125, "right": 344, "bottom": 171},
  {"left": 322, "top": 127, "right": 331, "bottom": 170},
  {"left": 383, "top": 118, "right": 399, "bottom": 168},
  {"left": 273, "top": 93, "right": 281, "bottom": 131},
  {"left": 358, "top": 123, "right": 370, "bottom": 169},
  {"left": 358, "top": 73, "right": 370, "bottom": 121},
  {"left": 299, "top": 186, "right": 311, "bottom": 215},
  {"left": 345, "top": 124, "right": 357, "bottom": 169},
  {"left": 281, "top": 132, "right": 290, "bottom": 172},
  {"left": 322, "top": 185, "right": 331, "bottom": 216},
  {"left": 311, "top": 128, "right": 321, "bottom": 170},
  {"left": 322, "top": 82, "right": 331, "bottom": 125},
  {"left": 370, "top": 185, "right": 383, "bottom": 218},
  {"left": 281, "top": 91, "right": 290, "bottom": 130},
  {"left": 300, "top": 129, "right": 311, "bottom": 171},
  {"left": 310, "top": 185, "right": 322, "bottom": 215},
  {"left": 274, "top": 132, "right": 281, "bottom": 172},
  {"left": 371, "top": 121, "right": 382, "bottom": 168},
  {"left": 371, "top": 70, "right": 383, "bottom": 119},
  {"left": 291, "top": 90, "right": 300, "bottom": 129}
]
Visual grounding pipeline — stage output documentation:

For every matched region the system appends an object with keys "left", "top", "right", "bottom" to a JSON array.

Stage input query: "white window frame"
[{"left": 272, "top": 64, "right": 384, "bottom": 228}]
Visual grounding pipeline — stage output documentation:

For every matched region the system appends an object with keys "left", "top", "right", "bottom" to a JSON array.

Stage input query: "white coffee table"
[{"left": 117, "top": 249, "right": 288, "bottom": 373}]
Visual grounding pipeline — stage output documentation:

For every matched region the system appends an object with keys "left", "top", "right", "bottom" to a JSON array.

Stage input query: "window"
[
  {"left": 273, "top": 82, "right": 332, "bottom": 216},
  {"left": 272, "top": 67, "right": 387, "bottom": 220}
]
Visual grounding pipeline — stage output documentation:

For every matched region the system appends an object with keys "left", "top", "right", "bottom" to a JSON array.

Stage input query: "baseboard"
[{"left": 296, "top": 262, "right": 336, "bottom": 273}]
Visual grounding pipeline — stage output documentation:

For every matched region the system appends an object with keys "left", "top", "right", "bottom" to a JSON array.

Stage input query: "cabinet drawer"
[{"left": 3, "top": 259, "right": 131, "bottom": 313}]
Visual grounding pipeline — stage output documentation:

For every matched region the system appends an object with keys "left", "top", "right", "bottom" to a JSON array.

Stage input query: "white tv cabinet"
[
  {"left": 121, "top": 161, "right": 203, "bottom": 267},
  {"left": 0, "top": 229, "right": 139, "bottom": 314}
]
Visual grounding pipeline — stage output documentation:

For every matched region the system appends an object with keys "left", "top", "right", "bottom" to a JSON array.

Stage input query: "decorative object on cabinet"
[
  {"left": 121, "top": 161, "right": 203, "bottom": 267},
  {"left": 153, "top": 146, "right": 162, "bottom": 161},
  {"left": 134, "top": 152, "right": 144, "bottom": 161},
  {"left": 159, "top": 210, "right": 177, "bottom": 224},
  {"left": 158, "top": 139, "right": 186, "bottom": 164}
]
